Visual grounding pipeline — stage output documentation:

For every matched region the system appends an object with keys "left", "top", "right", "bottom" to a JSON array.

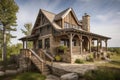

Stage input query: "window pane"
[
  {"left": 45, "top": 38, "right": 50, "bottom": 48},
  {"left": 38, "top": 40, "right": 42, "bottom": 48}
]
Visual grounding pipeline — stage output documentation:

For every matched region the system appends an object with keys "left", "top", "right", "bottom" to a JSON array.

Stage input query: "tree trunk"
[{"left": 2, "top": 27, "right": 7, "bottom": 71}]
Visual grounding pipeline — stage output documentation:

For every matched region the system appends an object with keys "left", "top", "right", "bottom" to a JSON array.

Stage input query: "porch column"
[
  {"left": 69, "top": 33, "right": 73, "bottom": 57},
  {"left": 78, "top": 35, "right": 82, "bottom": 54},
  {"left": 97, "top": 39, "right": 99, "bottom": 53},
  {"left": 42, "top": 39, "right": 44, "bottom": 49},
  {"left": 80, "top": 40, "right": 82, "bottom": 54},
  {"left": 105, "top": 40, "right": 108, "bottom": 52},
  {"left": 23, "top": 40, "right": 25, "bottom": 49},
  {"left": 68, "top": 33, "right": 73, "bottom": 63},
  {"left": 26, "top": 40, "right": 28, "bottom": 49},
  {"left": 89, "top": 38, "right": 92, "bottom": 53},
  {"left": 100, "top": 40, "right": 102, "bottom": 52}
]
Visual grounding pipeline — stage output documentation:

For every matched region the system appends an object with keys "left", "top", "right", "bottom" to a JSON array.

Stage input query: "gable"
[
  {"left": 64, "top": 11, "right": 78, "bottom": 26},
  {"left": 31, "top": 10, "right": 49, "bottom": 34}
]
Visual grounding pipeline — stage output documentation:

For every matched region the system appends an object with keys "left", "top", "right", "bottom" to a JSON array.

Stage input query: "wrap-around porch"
[{"left": 19, "top": 28, "right": 110, "bottom": 63}]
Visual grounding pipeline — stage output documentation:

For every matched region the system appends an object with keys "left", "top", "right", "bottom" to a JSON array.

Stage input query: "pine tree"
[
  {"left": 21, "top": 23, "right": 33, "bottom": 48},
  {"left": 0, "top": 0, "right": 19, "bottom": 71}
]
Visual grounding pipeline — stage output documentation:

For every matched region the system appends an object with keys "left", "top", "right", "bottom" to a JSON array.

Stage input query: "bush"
[
  {"left": 55, "top": 55, "right": 62, "bottom": 61},
  {"left": 75, "top": 59, "right": 84, "bottom": 64},
  {"left": 86, "top": 54, "right": 94, "bottom": 62},
  {"left": 58, "top": 46, "right": 67, "bottom": 53},
  {"left": 106, "top": 52, "right": 111, "bottom": 58}
]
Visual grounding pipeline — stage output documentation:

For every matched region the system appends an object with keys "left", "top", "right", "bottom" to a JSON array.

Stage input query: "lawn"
[
  {"left": 0, "top": 72, "right": 46, "bottom": 80},
  {"left": 84, "top": 53, "right": 120, "bottom": 80},
  {"left": 96, "top": 53, "right": 120, "bottom": 69}
]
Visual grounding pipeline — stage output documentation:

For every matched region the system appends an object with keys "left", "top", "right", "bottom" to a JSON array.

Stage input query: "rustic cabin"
[{"left": 19, "top": 8, "right": 111, "bottom": 66}]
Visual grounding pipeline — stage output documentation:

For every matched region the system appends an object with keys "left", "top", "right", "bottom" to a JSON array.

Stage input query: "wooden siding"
[
  {"left": 56, "top": 20, "right": 62, "bottom": 27},
  {"left": 64, "top": 11, "right": 78, "bottom": 27},
  {"left": 39, "top": 25, "right": 52, "bottom": 36}
]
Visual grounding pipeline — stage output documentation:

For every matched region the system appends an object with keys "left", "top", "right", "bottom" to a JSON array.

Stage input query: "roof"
[
  {"left": 58, "top": 28, "right": 111, "bottom": 39},
  {"left": 19, "top": 34, "right": 39, "bottom": 41},
  {"left": 41, "top": 9, "right": 62, "bottom": 30},
  {"left": 20, "top": 8, "right": 110, "bottom": 41},
  {"left": 54, "top": 8, "right": 82, "bottom": 25}
]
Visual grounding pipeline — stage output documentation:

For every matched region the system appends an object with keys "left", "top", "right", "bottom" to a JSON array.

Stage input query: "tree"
[
  {"left": 21, "top": 23, "right": 33, "bottom": 48},
  {"left": 21, "top": 23, "right": 32, "bottom": 36},
  {"left": 0, "top": 0, "right": 19, "bottom": 71}
]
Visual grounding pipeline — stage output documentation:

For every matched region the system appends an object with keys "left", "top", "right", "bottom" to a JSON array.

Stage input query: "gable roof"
[
  {"left": 41, "top": 9, "right": 62, "bottom": 30},
  {"left": 55, "top": 8, "right": 82, "bottom": 25},
  {"left": 31, "top": 9, "right": 62, "bottom": 34}
]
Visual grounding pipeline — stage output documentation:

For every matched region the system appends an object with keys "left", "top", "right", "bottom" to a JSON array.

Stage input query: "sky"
[{"left": 11, "top": 0, "right": 120, "bottom": 47}]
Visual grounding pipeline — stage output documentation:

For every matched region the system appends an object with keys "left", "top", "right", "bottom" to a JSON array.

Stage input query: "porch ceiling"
[
  {"left": 19, "top": 34, "right": 39, "bottom": 41},
  {"left": 54, "top": 28, "right": 111, "bottom": 40}
]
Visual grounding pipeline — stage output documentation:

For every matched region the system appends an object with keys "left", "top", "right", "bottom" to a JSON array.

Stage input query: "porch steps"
[
  {"left": 30, "top": 54, "right": 50, "bottom": 75},
  {"left": 19, "top": 49, "right": 54, "bottom": 75}
]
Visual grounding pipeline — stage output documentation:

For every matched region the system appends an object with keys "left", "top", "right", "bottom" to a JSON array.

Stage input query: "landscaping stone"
[
  {"left": 0, "top": 71, "right": 5, "bottom": 76},
  {"left": 60, "top": 73, "right": 79, "bottom": 80},
  {"left": 46, "top": 74, "right": 60, "bottom": 80}
]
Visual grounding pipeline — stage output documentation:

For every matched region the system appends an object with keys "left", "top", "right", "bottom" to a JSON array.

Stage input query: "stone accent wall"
[{"left": 61, "top": 51, "right": 71, "bottom": 63}]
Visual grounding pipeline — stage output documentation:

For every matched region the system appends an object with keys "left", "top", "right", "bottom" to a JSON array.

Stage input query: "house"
[{"left": 19, "top": 8, "right": 111, "bottom": 63}]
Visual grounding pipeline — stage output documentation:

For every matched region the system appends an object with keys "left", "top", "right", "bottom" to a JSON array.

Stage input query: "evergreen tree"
[
  {"left": 0, "top": 0, "right": 19, "bottom": 71},
  {"left": 21, "top": 23, "right": 33, "bottom": 48}
]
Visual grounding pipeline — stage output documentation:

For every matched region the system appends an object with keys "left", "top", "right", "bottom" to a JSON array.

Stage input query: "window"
[
  {"left": 64, "top": 22, "right": 69, "bottom": 28},
  {"left": 72, "top": 40, "right": 76, "bottom": 46},
  {"left": 40, "top": 28, "right": 42, "bottom": 33},
  {"left": 38, "top": 40, "right": 42, "bottom": 48},
  {"left": 45, "top": 38, "right": 50, "bottom": 48},
  {"left": 60, "top": 39, "right": 69, "bottom": 47},
  {"left": 47, "top": 25, "right": 50, "bottom": 30}
]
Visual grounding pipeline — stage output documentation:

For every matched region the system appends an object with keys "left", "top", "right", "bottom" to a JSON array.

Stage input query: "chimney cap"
[{"left": 84, "top": 13, "right": 90, "bottom": 17}]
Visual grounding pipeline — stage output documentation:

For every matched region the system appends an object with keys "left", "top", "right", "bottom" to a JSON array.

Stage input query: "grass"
[
  {"left": 84, "top": 53, "right": 120, "bottom": 80},
  {"left": 96, "top": 53, "right": 120, "bottom": 69},
  {"left": 0, "top": 72, "right": 46, "bottom": 80}
]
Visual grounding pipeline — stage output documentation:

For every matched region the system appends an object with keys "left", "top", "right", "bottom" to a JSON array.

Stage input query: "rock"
[
  {"left": 46, "top": 75, "right": 60, "bottom": 80},
  {"left": 60, "top": 73, "right": 78, "bottom": 80},
  {"left": 0, "top": 71, "right": 5, "bottom": 76}
]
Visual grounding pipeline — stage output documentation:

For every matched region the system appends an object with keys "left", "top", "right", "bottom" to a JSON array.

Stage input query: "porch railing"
[{"left": 20, "top": 49, "right": 54, "bottom": 73}]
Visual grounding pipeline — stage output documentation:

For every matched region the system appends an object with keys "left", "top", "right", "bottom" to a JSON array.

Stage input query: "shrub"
[
  {"left": 86, "top": 54, "right": 94, "bottom": 62},
  {"left": 75, "top": 59, "right": 84, "bottom": 64},
  {"left": 55, "top": 55, "right": 62, "bottom": 61},
  {"left": 58, "top": 46, "right": 67, "bottom": 53},
  {"left": 106, "top": 52, "right": 111, "bottom": 58}
]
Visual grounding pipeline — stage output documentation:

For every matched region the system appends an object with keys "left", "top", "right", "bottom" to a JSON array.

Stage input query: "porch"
[
  {"left": 19, "top": 28, "right": 110, "bottom": 63},
  {"left": 53, "top": 28, "right": 110, "bottom": 63}
]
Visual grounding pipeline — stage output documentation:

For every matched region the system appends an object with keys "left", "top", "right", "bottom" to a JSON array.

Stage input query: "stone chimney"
[{"left": 82, "top": 13, "right": 90, "bottom": 32}]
